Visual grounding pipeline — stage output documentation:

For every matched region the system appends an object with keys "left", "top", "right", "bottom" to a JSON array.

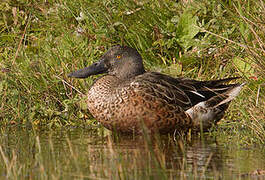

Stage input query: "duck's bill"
[{"left": 68, "top": 61, "right": 107, "bottom": 78}]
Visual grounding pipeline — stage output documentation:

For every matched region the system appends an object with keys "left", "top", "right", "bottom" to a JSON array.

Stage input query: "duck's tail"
[{"left": 185, "top": 83, "right": 245, "bottom": 131}]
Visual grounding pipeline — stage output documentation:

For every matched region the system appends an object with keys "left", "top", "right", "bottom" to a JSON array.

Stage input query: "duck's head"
[{"left": 68, "top": 45, "right": 145, "bottom": 80}]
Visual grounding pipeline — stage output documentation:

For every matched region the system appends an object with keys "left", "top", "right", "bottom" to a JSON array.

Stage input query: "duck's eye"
[{"left": 116, "top": 55, "right": 121, "bottom": 59}]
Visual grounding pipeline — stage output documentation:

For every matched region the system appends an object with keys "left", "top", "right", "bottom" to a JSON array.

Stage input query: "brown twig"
[
  {"left": 12, "top": 14, "right": 31, "bottom": 65},
  {"left": 54, "top": 75, "right": 84, "bottom": 95}
]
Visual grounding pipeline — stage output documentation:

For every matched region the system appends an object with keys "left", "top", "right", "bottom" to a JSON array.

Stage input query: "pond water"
[{"left": 0, "top": 126, "right": 264, "bottom": 179}]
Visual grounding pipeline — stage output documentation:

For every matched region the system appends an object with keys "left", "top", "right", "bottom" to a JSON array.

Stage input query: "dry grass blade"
[{"left": 12, "top": 15, "right": 31, "bottom": 65}]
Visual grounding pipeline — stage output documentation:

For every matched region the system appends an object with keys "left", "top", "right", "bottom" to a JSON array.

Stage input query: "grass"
[{"left": 0, "top": 0, "right": 264, "bottom": 146}]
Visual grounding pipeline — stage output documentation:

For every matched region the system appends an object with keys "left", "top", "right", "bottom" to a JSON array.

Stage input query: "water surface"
[{"left": 0, "top": 126, "right": 264, "bottom": 179}]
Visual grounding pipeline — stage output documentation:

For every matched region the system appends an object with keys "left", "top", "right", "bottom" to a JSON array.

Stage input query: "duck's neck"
[
  {"left": 88, "top": 75, "right": 120, "bottom": 98},
  {"left": 115, "top": 69, "right": 146, "bottom": 80}
]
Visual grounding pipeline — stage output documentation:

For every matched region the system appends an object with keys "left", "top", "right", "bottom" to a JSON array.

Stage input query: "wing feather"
[{"left": 130, "top": 72, "right": 240, "bottom": 111}]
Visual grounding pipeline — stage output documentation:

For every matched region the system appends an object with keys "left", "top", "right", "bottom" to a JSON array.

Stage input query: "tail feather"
[
  {"left": 185, "top": 83, "right": 245, "bottom": 131},
  {"left": 183, "top": 77, "right": 241, "bottom": 107},
  {"left": 214, "top": 83, "right": 246, "bottom": 108},
  {"left": 203, "top": 77, "right": 240, "bottom": 86}
]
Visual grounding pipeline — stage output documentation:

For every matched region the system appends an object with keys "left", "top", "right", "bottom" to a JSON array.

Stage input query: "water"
[{"left": 0, "top": 126, "right": 264, "bottom": 179}]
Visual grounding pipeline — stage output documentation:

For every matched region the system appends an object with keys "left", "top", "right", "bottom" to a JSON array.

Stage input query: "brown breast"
[{"left": 86, "top": 75, "right": 192, "bottom": 134}]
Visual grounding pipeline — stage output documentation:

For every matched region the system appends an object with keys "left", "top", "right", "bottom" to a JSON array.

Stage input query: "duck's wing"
[
  {"left": 133, "top": 72, "right": 240, "bottom": 111},
  {"left": 176, "top": 76, "right": 240, "bottom": 107}
]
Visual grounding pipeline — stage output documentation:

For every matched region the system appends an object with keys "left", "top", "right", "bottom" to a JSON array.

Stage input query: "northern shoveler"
[{"left": 68, "top": 45, "right": 244, "bottom": 134}]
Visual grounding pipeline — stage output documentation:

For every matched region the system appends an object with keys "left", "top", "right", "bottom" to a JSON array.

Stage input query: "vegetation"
[{"left": 0, "top": 0, "right": 264, "bottom": 146}]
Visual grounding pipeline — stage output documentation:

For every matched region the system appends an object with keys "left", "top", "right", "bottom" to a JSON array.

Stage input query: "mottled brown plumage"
[{"left": 68, "top": 45, "right": 244, "bottom": 134}]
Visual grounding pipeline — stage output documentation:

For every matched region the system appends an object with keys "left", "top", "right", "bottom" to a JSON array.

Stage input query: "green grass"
[{"left": 0, "top": 0, "right": 264, "bottom": 145}]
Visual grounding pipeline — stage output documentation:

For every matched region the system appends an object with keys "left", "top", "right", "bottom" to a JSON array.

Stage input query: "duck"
[{"left": 68, "top": 45, "right": 244, "bottom": 134}]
